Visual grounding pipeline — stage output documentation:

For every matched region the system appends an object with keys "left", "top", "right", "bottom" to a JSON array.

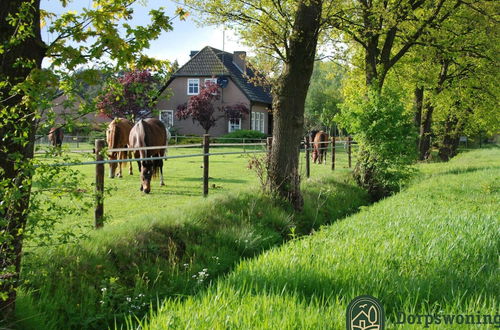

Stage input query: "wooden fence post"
[
  {"left": 266, "top": 137, "right": 273, "bottom": 152},
  {"left": 203, "top": 134, "right": 210, "bottom": 196},
  {"left": 95, "top": 139, "right": 105, "bottom": 228},
  {"left": 347, "top": 136, "right": 352, "bottom": 168},
  {"left": 331, "top": 136, "right": 335, "bottom": 171},
  {"left": 305, "top": 136, "right": 310, "bottom": 178}
]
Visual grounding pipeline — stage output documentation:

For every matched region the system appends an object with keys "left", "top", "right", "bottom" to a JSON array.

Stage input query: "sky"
[{"left": 40, "top": 0, "right": 249, "bottom": 66}]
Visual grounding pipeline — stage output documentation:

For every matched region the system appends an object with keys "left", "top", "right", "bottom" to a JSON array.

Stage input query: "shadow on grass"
[{"left": 19, "top": 173, "right": 370, "bottom": 329}]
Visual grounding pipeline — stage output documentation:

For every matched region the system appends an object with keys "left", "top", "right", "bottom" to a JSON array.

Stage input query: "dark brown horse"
[
  {"left": 312, "top": 130, "right": 328, "bottom": 164},
  {"left": 106, "top": 118, "right": 134, "bottom": 178},
  {"left": 48, "top": 127, "right": 64, "bottom": 148},
  {"left": 129, "top": 118, "right": 167, "bottom": 193}
]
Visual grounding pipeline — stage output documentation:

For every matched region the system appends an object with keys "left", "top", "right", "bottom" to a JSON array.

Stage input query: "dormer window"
[{"left": 187, "top": 79, "right": 199, "bottom": 95}]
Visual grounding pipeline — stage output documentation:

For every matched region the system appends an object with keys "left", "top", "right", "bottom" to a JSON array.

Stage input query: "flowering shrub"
[
  {"left": 176, "top": 82, "right": 249, "bottom": 133},
  {"left": 96, "top": 70, "right": 159, "bottom": 121}
]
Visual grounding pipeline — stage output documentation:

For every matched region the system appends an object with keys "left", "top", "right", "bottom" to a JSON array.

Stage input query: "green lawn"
[{"left": 140, "top": 147, "right": 500, "bottom": 329}]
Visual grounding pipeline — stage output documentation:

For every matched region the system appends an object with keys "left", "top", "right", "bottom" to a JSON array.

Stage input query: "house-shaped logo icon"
[{"left": 346, "top": 295, "right": 385, "bottom": 330}]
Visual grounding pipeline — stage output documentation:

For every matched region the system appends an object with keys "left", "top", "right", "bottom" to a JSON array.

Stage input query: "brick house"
[{"left": 155, "top": 46, "right": 273, "bottom": 136}]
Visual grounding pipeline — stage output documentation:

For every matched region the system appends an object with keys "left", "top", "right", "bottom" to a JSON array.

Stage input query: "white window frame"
[
  {"left": 228, "top": 118, "right": 242, "bottom": 133},
  {"left": 251, "top": 112, "right": 265, "bottom": 133},
  {"left": 204, "top": 78, "right": 217, "bottom": 87},
  {"left": 159, "top": 110, "right": 174, "bottom": 129},
  {"left": 259, "top": 112, "right": 265, "bottom": 133},
  {"left": 187, "top": 78, "right": 200, "bottom": 95}
]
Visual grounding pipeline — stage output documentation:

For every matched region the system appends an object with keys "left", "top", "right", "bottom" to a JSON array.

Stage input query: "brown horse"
[
  {"left": 106, "top": 118, "right": 134, "bottom": 178},
  {"left": 312, "top": 130, "right": 328, "bottom": 164},
  {"left": 48, "top": 127, "right": 64, "bottom": 148},
  {"left": 129, "top": 118, "right": 167, "bottom": 193}
]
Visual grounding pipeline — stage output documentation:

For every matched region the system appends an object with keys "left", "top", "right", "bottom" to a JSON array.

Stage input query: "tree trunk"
[
  {"left": 267, "top": 0, "right": 322, "bottom": 210},
  {"left": 414, "top": 86, "right": 424, "bottom": 147},
  {"left": 438, "top": 114, "right": 461, "bottom": 161},
  {"left": 419, "top": 102, "right": 434, "bottom": 160},
  {"left": 0, "top": 0, "right": 45, "bottom": 321},
  {"left": 418, "top": 60, "right": 449, "bottom": 161}
]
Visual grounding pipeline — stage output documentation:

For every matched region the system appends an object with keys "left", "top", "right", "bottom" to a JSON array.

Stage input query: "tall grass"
[
  {"left": 15, "top": 169, "right": 368, "bottom": 329},
  {"left": 140, "top": 147, "right": 500, "bottom": 329}
]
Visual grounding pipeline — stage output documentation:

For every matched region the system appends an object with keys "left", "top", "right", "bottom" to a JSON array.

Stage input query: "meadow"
[
  {"left": 17, "top": 141, "right": 364, "bottom": 329},
  {"left": 17, "top": 143, "right": 499, "bottom": 329},
  {"left": 138, "top": 147, "right": 500, "bottom": 329}
]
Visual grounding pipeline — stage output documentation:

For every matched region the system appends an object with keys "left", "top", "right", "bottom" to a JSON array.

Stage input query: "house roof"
[{"left": 162, "top": 46, "right": 272, "bottom": 105}]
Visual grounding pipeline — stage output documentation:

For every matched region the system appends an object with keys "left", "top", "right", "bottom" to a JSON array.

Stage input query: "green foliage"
[
  {"left": 338, "top": 84, "right": 416, "bottom": 199},
  {"left": 141, "top": 148, "right": 500, "bottom": 329},
  {"left": 217, "top": 130, "right": 268, "bottom": 143},
  {"left": 304, "top": 61, "right": 345, "bottom": 132},
  {"left": 1, "top": 1, "right": 184, "bottom": 317}
]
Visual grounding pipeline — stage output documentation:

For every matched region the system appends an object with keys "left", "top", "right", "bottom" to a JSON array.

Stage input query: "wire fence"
[{"left": 34, "top": 135, "right": 356, "bottom": 228}]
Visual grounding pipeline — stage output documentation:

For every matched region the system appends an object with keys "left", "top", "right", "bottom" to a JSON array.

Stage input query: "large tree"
[
  {"left": 183, "top": 0, "right": 335, "bottom": 209},
  {"left": 329, "top": 0, "right": 474, "bottom": 198},
  {"left": 331, "top": 0, "right": 465, "bottom": 90},
  {"left": 412, "top": 1, "right": 499, "bottom": 160},
  {"left": 0, "top": 0, "right": 185, "bottom": 320}
]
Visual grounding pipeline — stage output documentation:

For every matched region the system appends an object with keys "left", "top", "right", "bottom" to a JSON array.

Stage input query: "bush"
[
  {"left": 337, "top": 85, "right": 416, "bottom": 200},
  {"left": 168, "top": 135, "right": 203, "bottom": 145},
  {"left": 216, "top": 130, "right": 267, "bottom": 143}
]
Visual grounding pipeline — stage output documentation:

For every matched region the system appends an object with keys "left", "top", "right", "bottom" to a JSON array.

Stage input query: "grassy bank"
[
  {"left": 16, "top": 169, "right": 368, "bottom": 329},
  {"left": 140, "top": 148, "right": 500, "bottom": 329}
]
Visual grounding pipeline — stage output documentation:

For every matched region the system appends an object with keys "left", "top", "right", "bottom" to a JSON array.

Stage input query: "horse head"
[
  {"left": 312, "top": 148, "right": 319, "bottom": 163},
  {"left": 140, "top": 160, "right": 154, "bottom": 193}
]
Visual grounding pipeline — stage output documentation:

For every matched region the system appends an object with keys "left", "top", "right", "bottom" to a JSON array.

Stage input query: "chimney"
[
  {"left": 190, "top": 50, "right": 199, "bottom": 58},
  {"left": 233, "top": 51, "right": 246, "bottom": 73}
]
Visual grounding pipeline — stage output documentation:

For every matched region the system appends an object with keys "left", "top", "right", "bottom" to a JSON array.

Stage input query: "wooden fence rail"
[{"left": 43, "top": 136, "right": 355, "bottom": 228}]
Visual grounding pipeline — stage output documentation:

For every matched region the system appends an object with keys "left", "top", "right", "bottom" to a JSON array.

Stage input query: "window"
[
  {"left": 204, "top": 78, "right": 217, "bottom": 87},
  {"left": 187, "top": 79, "right": 199, "bottom": 95},
  {"left": 228, "top": 118, "right": 241, "bottom": 133},
  {"left": 251, "top": 112, "right": 265, "bottom": 133},
  {"left": 159, "top": 110, "right": 174, "bottom": 129}
]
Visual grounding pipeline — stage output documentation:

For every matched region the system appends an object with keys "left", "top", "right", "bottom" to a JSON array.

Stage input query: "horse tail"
[{"left": 57, "top": 128, "right": 63, "bottom": 146}]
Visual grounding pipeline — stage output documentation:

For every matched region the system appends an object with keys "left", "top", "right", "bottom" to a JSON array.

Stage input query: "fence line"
[
  {"left": 35, "top": 135, "right": 354, "bottom": 228},
  {"left": 108, "top": 142, "right": 266, "bottom": 153}
]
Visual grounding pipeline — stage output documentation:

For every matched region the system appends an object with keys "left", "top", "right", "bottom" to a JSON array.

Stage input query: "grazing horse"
[
  {"left": 129, "top": 118, "right": 167, "bottom": 194},
  {"left": 106, "top": 118, "right": 134, "bottom": 178},
  {"left": 312, "top": 130, "right": 328, "bottom": 164},
  {"left": 48, "top": 127, "right": 64, "bottom": 148}
]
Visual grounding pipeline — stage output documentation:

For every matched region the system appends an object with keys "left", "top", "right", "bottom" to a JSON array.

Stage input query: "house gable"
[
  {"left": 159, "top": 46, "right": 272, "bottom": 106},
  {"left": 155, "top": 46, "right": 272, "bottom": 136}
]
